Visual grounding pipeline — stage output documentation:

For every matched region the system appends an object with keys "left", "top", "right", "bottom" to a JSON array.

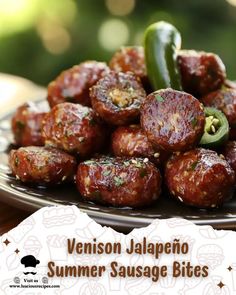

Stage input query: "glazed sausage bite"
[
  {"left": 90, "top": 71, "right": 146, "bottom": 125},
  {"left": 201, "top": 87, "right": 236, "bottom": 139},
  {"left": 177, "top": 50, "right": 226, "bottom": 97},
  {"left": 111, "top": 125, "right": 169, "bottom": 165},
  {"left": 9, "top": 146, "right": 77, "bottom": 186},
  {"left": 165, "top": 148, "right": 235, "bottom": 208},
  {"left": 76, "top": 157, "right": 162, "bottom": 208},
  {"left": 47, "top": 61, "right": 110, "bottom": 107},
  {"left": 141, "top": 89, "right": 205, "bottom": 152},
  {"left": 42, "top": 102, "right": 106, "bottom": 157},
  {"left": 11, "top": 102, "right": 48, "bottom": 147},
  {"left": 109, "top": 46, "right": 147, "bottom": 85},
  {"left": 223, "top": 141, "right": 236, "bottom": 174}
]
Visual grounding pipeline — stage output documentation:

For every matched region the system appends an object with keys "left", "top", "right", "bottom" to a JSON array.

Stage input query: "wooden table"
[
  {"left": 0, "top": 73, "right": 46, "bottom": 236},
  {"left": 0, "top": 204, "right": 30, "bottom": 235}
]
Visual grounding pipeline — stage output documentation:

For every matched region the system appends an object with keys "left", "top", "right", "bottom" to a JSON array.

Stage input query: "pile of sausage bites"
[{"left": 9, "top": 22, "right": 236, "bottom": 210}]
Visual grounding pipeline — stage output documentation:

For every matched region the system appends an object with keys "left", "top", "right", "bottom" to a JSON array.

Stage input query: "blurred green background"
[{"left": 0, "top": 0, "right": 235, "bottom": 86}]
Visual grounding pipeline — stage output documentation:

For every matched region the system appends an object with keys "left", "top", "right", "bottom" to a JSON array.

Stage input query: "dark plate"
[{"left": 1, "top": 100, "right": 236, "bottom": 232}]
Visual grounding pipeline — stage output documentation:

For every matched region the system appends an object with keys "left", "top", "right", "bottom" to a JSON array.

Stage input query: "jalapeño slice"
[{"left": 200, "top": 107, "right": 229, "bottom": 148}]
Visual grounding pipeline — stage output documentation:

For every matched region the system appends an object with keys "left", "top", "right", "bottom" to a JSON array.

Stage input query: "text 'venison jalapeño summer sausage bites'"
[
  {"left": 111, "top": 125, "right": 169, "bottom": 166},
  {"left": 11, "top": 102, "right": 48, "bottom": 147},
  {"left": 47, "top": 61, "right": 110, "bottom": 108},
  {"left": 42, "top": 103, "right": 106, "bottom": 157},
  {"left": 76, "top": 157, "right": 162, "bottom": 208},
  {"left": 165, "top": 148, "right": 235, "bottom": 208},
  {"left": 177, "top": 50, "right": 226, "bottom": 97},
  {"left": 141, "top": 88, "right": 205, "bottom": 152},
  {"left": 9, "top": 146, "right": 77, "bottom": 186},
  {"left": 90, "top": 71, "right": 146, "bottom": 125}
]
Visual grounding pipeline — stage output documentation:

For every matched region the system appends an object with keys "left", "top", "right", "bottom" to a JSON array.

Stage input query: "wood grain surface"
[{"left": 0, "top": 203, "right": 30, "bottom": 236}]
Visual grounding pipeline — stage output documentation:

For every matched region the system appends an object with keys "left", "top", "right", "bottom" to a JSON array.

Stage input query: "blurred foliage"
[{"left": 0, "top": 0, "right": 236, "bottom": 86}]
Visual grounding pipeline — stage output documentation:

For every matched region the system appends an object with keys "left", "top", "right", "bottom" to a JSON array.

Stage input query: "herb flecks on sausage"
[{"left": 76, "top": 157, "right": 162, "bottom": 208}]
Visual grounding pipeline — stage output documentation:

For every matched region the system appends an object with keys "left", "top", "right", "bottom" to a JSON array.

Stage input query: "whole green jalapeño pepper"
[
  {"left": 144, "top": 21, "right": 182, "bottom": 90},
  {"left": 200, "top": 107, "right": 229, "bottom": 148}
]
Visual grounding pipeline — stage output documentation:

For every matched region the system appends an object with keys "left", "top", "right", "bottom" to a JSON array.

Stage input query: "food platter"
[{"left": 1, "top": 99, "right": 236, "bottom": 231}]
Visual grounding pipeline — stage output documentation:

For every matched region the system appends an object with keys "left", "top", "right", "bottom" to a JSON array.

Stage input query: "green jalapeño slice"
[{"left": 200, "top": 107, "right": 229, "bottom": 148}]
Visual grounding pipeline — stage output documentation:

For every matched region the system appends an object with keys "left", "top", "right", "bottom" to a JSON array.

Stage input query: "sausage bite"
[
  {"left": 223, "top": 141, "right": 236, "bottom": 175},
  {"left": 201, "top": 87, "right": 236, "bottom": 139},
  {"left": 9, "top": 146, "right": 77, "bottom": 186},
  {"left": 165, "top": 148, "right": 235, "bottom": 208},
  {"left": 109, "top": 46, "right": 148, "bottom": 86},
  {"left": 76, "top": 157, "right": 162, "bottom": 208},
  {"left": 11, "top": 102, "right": 48, "bottom": 147},
  {"left": 90, "top": 71, "right": 146, "bottom": 125},
  {"left": 141, "top": 89, "right": 205, "bottom": 152},
  {"left": 47, "top": 61, "right": 110, "bottom": 107},
  {"left": 177, "top": 50, "right": 226, "bottom": 97},
  {"left": 111, "top": 125, "right": 169, "bottom": 165},
  {"left": 42, "top": 102, "right": 106, "bottom": 157}
]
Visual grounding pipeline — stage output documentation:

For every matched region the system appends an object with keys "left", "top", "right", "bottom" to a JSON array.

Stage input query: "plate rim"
[
  {"left": 1, "top": 182, "right": 236, "bottom": 230},
  {"left": 1, "top": 98, "right": 236, "bottom": 231}
]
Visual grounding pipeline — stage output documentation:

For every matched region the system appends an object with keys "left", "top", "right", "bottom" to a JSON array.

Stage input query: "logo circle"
[
  {"left": 42, "top": 277, "right": 48, "bottom": 284},
  {"left": 14, "top": 277, "right": 20, "bottom": 284}
]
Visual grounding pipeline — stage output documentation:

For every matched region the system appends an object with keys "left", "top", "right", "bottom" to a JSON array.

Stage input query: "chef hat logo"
[{"left": 21, "top": 255, "right": 40, "bottom": 275}]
